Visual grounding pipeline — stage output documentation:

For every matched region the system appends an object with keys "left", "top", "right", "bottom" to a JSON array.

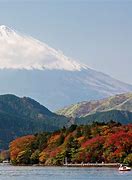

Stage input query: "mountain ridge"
[
  {"left": 57, "top": 92, "right": 132, "bottom": 118},
  {"left": 0, "top": 94, "right": 68, "bottom": 149},
  {"left": 0, "top": 25, "right": 132, "bottom": 109}
]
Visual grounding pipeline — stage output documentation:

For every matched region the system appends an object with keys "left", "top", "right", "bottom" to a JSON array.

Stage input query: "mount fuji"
[{"left": 0, "top": 25, "right": 132, "bottom": 110}]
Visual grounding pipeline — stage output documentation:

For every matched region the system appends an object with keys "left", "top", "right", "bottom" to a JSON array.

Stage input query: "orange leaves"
[
  {"left": 77, "top": 136, "right": 85, "bottom": 143},
  {"left": 9, "top": 123, "right": 132, "bottom": 165},
  {"left": 10, "top": 135, "right": 35, "bottom": 161},
  {"left": 48, "top": 134, "right": 60, "bottom": 144},
  {"left": 39, "top": 151, "right": 48, "bottom": 163},
  {"left": 10, "top": 135, "right": 35, "bottom": 149}
]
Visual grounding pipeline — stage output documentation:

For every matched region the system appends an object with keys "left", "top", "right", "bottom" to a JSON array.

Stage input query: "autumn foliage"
[{"left": 9, "top": 122, "right": 132, "bottom": 165}]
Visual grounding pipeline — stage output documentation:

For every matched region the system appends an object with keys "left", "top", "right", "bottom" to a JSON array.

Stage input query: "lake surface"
[{"left": 0, "top": 164, "right": 131, "bottom": 180}]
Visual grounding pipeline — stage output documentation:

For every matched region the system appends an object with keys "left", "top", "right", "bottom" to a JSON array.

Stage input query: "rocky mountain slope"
[{"left": 57, "top": 93, "right": 132, "bottom": 118}]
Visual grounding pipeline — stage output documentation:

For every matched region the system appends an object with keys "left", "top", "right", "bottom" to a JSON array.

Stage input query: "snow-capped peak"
[
  {"left": 0, "top": 25, "right": 16, "bottom": 37},
  {"left": 0, "top": 25, "right": 87, "bottom": 71}
]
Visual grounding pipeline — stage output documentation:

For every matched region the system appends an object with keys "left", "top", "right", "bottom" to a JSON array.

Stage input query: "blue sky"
[{"left": 0, "top": 0, "right": 132, "bottom": 84}]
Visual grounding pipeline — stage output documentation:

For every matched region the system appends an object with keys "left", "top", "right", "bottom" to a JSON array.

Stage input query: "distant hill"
[
  {"left": 0, "top": 93, "right": 132, "bottom": 149},
  {"left": 0, "top": 94, "right": 68, "bottom": 149},
  {"left": 76, "top": 110, "right": 132, "bottom": 125},
  {"left": 57, "top": 93, "right": 132, "bottom": 118},
  {"left": 57, "top": 93, "right": 132, "bottom": 125}
]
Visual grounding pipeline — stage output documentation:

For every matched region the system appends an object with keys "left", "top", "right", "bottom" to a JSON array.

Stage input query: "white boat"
[
  {"left": 119, "top": 164, "right": 131, "bottom": 171},
  {"left": 2, "top": 160, "right": 10, "bottom": 163}
]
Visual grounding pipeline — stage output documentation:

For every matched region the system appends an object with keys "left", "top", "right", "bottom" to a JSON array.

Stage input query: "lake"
[{"left": 0, "top": 164, "right": 131, "bottom": 180}]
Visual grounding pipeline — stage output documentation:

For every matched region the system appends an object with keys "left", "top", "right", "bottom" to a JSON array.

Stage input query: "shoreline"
[
  {"left": 1, "top": 162, "right": 120, "bottom": 168},
  {"left": 63, "top": 163, "right": 120, "bottom": 168}
]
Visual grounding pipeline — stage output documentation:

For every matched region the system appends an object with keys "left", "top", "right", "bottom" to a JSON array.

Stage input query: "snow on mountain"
[
  {"left": 0, "top": 25, "right": 132, "bottom": 110},
  {"left": 0, "top": 25, "right": 86, "bottom": 71}
]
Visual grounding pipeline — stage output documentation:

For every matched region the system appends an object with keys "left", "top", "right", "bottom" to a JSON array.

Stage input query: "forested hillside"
[
  {"left": 10, "top": 122, "right": 132, "bottom": 166},
  {"left": 0, "top": 94, "right": 68, "bottom": 149}
]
